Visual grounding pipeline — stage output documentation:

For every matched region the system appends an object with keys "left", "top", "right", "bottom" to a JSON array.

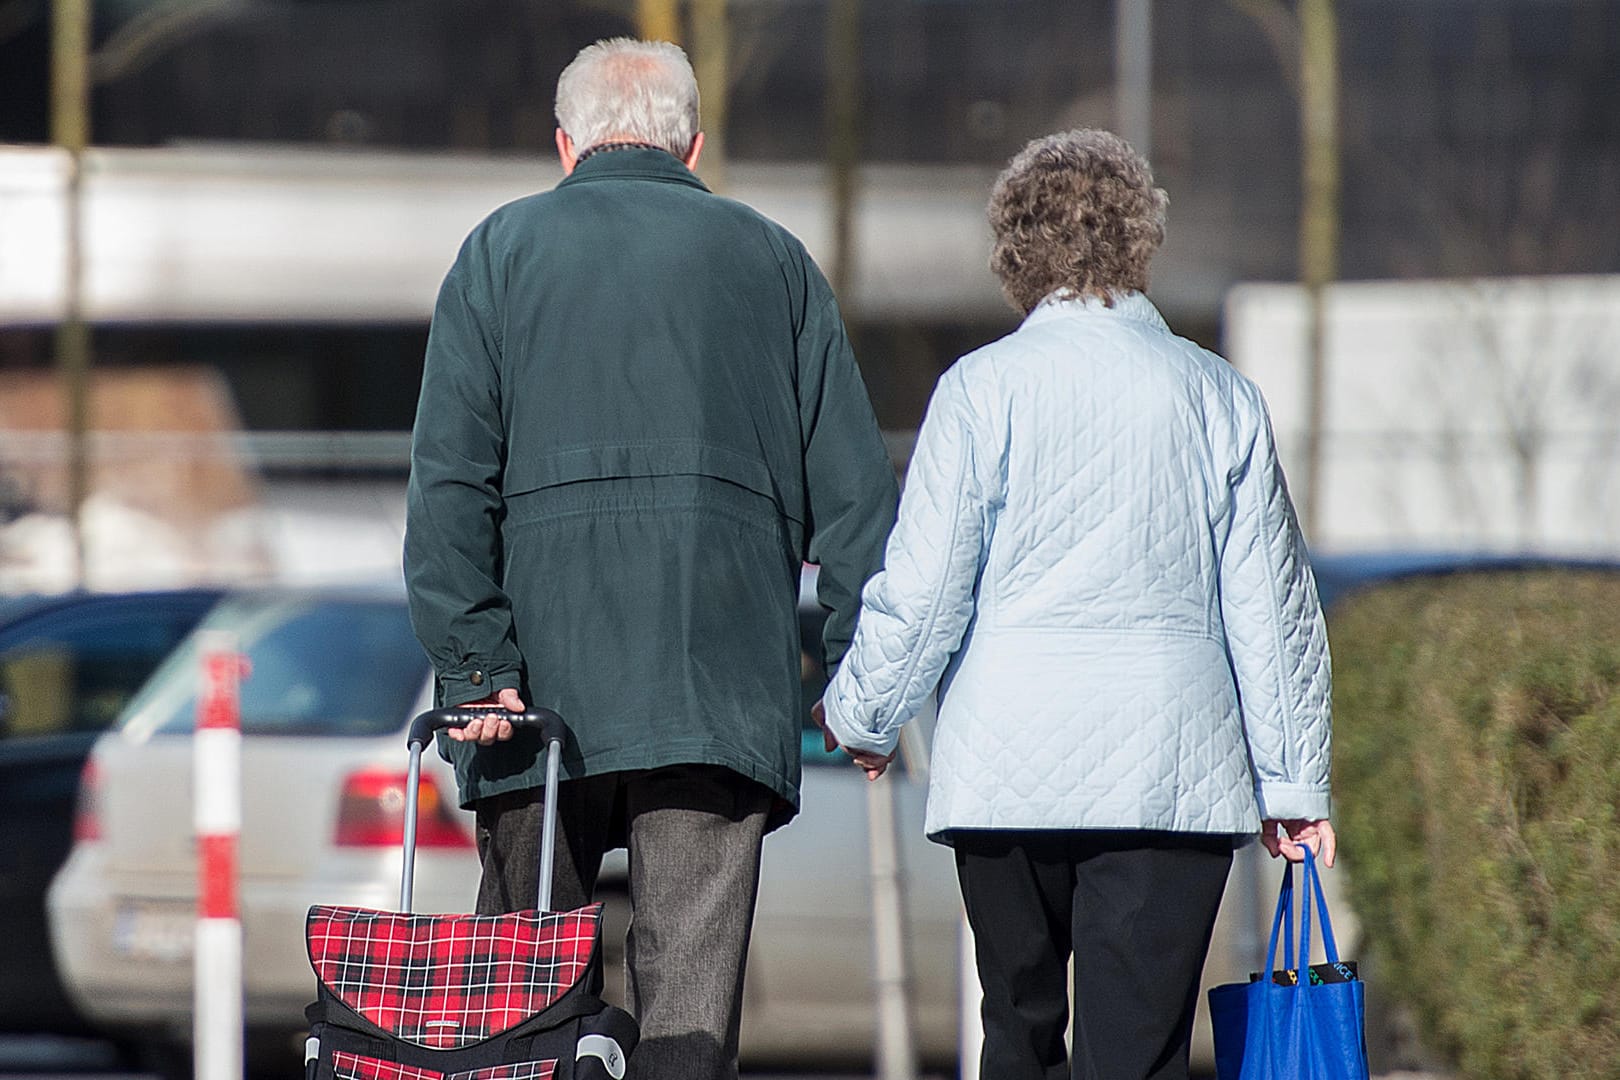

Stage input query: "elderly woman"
[{"left": 815, "top": 130, "right": 1337, "bottom": 1080}]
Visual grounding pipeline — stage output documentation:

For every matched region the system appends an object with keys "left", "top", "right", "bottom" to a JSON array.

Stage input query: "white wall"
[
  {"left": 1226, "top": 275, "right": 1620, "bottom": 556},
  {"left": 0, "top": 145, "right": 1005, "bottom": 323}
]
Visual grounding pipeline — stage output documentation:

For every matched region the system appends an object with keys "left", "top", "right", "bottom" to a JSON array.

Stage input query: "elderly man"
[{"left": 403, "top": 37, "right": 896, "bottom": 1080}]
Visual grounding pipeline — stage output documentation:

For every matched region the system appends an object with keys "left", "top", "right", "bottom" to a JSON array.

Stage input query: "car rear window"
[{"left": 122, "top": 596, "right": 430, "bottom": 737}]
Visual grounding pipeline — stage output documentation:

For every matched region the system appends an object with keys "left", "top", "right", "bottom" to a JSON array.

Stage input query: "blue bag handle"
[
  {"left": 1262, "top": 859, "right": 1295, "bottom": 977},
  {"left": 1303, "top": 847, "right": 1341, "bottom": 965},
  {"left": 1261, "top": 846, "right": 1342, "bottom": 987}
]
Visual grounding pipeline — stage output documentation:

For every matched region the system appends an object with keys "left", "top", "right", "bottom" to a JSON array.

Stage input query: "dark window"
[{"left": 0, "top": 598, "right": 216, "bottom": 741}]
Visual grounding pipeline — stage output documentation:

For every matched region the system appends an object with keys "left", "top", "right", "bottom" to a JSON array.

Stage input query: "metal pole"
[
  {"left": 690, "top": 0, "right": 727, "bottom": 194},
  {"left": 1232, "top": 835, "right": 1266, "bottom": 978},
  {"left": 536, "top": 736, "right": 561, "bottom": 912},
  {"left": 400, "top": 745, "right": 422, "bottom": 912},
  {"left": 1114, "top": 0, "right": 1153, "bottom": 159},
  {"left": 866, "top": 777, "right": 918, "bottom": 1080},
  {"left": 635, "top": 0, "right": 681, "bottom": 43},
  {"left": 957, "top": 910, "right": 982, "bottom": 1080},
  {"left": 51, "top": 0, "right": 92, "bottom": 586},
  {"left": 827, "top": 0, "right": 860, "bottom": 300},
  {"left": 1297, "top": 0, "right": 1339, "bottom": 538}
]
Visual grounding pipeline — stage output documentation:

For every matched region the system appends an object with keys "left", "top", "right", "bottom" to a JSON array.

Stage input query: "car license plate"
[{"left": 113, "top": 902, "right": 194, "bottom": 962}]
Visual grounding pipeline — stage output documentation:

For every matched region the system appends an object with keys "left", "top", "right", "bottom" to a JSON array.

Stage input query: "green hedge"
[{"left": 1330, "top": 569, "right": 1620, "bottom": 1080}]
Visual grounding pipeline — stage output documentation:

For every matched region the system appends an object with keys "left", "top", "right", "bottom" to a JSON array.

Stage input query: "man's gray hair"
[{"left": 555, "top": 38, "right": 700, "bottom": 158}]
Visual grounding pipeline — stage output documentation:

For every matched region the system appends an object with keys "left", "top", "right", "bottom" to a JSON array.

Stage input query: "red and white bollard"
[{"left": 195, "top": 631, "right": 246, "bottom": 1080}]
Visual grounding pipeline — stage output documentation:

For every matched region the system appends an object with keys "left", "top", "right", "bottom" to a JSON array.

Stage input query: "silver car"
[{"left": 46, "top": 584, "right": 963, "bottom": 1072}]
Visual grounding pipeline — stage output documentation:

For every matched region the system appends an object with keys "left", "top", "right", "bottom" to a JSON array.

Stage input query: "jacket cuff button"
[{"left": 470, "top": 670, "right": 485, "bottom": 686}]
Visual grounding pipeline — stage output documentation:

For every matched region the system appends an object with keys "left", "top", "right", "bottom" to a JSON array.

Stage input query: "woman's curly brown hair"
[{"left": 987, "top": 129, "right": 1168, "bottom": 314}]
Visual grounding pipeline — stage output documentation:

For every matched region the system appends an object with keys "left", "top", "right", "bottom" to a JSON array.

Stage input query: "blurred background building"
[{"left": 0, "top": 0, "right": 1618, "bottom": 587}]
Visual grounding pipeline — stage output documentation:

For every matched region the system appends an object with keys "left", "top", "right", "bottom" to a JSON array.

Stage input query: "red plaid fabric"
[
  {"left": 307, "top": 903, "right": 601, "bottom": 1050},
  {"left": 330, "top": 1051, "right": 557, "bottom": 1080}
]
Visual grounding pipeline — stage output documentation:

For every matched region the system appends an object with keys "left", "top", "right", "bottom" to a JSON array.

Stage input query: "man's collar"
[{"left": 557, "top": 146, "right": 711, "bottom": 192}]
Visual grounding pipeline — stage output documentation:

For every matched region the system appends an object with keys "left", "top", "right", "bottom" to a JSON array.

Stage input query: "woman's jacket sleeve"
[
  {"left": 1219, "top": 387, "right": 1333, "bottom": 821},
  {"left": 822, "top": 364, "right": 1002, "bottom": 755}
]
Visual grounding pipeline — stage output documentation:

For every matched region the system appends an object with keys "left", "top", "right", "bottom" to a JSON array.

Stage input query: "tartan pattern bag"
[
  {"left": 305, "top": 901, "right": 636, "bottom": 1080},
  {"left": 306, "top": 904, "right": 602, "bottom": 1050},
  {"left": 305, "top": 713, "right": 635, "bottom": 1080},
  {"left": 329, "top": 1050, "right": 558, "bottom": 1080},
  {"left": 1207, "top": 849, "right": 1370, "bottom": 1080}
]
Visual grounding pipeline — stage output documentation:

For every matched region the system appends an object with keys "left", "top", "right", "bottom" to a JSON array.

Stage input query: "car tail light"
[
  {"left": 73, "top": 758, "right": 102, "bottom": 843},
  {"left": 334, "top": 768, "right": 472, "bottom": 849}
]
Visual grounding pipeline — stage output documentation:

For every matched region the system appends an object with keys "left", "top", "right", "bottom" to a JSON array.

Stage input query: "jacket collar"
[
  {"left": 556, "top": 146, "right": 711, "bottom": 192},
  {"left": 1021, "top": 290, "right": 1170, "bottom": 334}
]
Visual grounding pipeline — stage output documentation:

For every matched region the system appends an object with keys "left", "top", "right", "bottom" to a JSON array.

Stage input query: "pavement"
[{"left": 0, "top": 1035, "right": 1457, "bottom": 1080}]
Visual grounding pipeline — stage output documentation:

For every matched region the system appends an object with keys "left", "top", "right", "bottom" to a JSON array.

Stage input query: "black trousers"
[{"left": 954, "top": 829, "right": 1234, "bottom": 1080}]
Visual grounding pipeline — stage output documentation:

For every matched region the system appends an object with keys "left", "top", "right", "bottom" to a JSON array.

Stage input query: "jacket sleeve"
[
  {"left": 404, "top": 234, "right": 525, "bottom": 708},
  {"left": 797, "top": 279, "right": 900, "bottom": 676},
  {"left": 821, "top": 364, "right": 1001, "bottom": 756},
  {"left": 1220, "top": 384, "right": 1333, "bottom": 821}
]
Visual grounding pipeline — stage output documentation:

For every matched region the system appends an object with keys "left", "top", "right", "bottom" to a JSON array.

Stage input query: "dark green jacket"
[{"left": 404, "top": 148, "right": 898, "bottom": 826}]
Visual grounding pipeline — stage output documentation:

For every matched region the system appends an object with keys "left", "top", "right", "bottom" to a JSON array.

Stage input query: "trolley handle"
[
  {"left": 399, "top": 706, "right": 567, "bottom": 913},
  {"left": 407, "top": 706, "right": 566, "bottom": 750}
]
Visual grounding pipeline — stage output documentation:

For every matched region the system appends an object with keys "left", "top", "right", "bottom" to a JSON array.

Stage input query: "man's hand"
[
  {"left": 448, "top": 687, "right": 527, "bottom": 745},
  {"left": 809, "top": 700, "right": 839, "bottom": 753},
  {"left": 1261, "top": 818, "right": 1337, "bottom": 868}
]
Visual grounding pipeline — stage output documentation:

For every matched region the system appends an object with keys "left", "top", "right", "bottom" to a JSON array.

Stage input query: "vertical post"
[
  {"left": 635, "top": 0, "right": 681, "bottom": 43},
  {"left": 1114, "top": 0, "right": 1153, "bottom": 159},
  {"left": 196, "top": 632, "right": 245, "bottom": 1080},
  {"left": 866, "top": 777, "right": 918, "bottom": 1080},
  {"left": 1297, "top": 0, "right": 1339, "bottom": 537},
  {"left": 958, "top": 911, "right": 982, "bottom": 1080},
  {"left": 827, "top": 0, "right": 860, "bottom": 300},
  {"left": 1232, "top": 835, "right": 1266, "bottom": 978},
  {"left": 689, "top": 0, "right": 728, "bottom": 193},
  {"left": 51, "top": 0, "right": 92, "bottom": 586}
]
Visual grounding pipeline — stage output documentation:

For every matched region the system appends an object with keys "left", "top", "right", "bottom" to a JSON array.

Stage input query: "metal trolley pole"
[{"left": 51, "top": 0, "right": 93, "bottom": 586}]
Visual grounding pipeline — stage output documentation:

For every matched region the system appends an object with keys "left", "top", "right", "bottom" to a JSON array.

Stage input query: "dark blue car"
[{"left": 0, "top": 589, "right": 222, "bottom": 1036}]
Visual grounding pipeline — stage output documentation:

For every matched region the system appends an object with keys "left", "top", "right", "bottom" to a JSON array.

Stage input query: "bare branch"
[
  {"left": 1227, "top": 0, "right": 1301, "bottom": 98},
  {"left": 92, "top": 0, "right": 250, "bottom": 85}
]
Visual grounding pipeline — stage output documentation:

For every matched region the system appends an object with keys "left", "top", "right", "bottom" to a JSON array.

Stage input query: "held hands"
[
  {"left": 447, "top": 687, "right": 527, "bottom": 745},
  {"left": 848, "top": 747, "right": 896, "bottom": 781},
  {"left": 810, "top": 700, "right": 897, "bottom": 782},
  {"left": 1261, "top": 818, "right": 1337, "bottom": 868}
]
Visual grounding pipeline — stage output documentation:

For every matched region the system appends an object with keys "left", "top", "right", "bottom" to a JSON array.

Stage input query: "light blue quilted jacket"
[{"left": 821, "top": 292, "right": 1332, "bottom": 843}]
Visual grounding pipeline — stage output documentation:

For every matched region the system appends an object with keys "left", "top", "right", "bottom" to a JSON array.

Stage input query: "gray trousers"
[{"left": 474, "top": 765, "right": 772, "bottom": 1080}]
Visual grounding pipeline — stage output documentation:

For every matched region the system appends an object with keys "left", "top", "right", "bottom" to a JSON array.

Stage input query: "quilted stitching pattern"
[
  {"left": 823, "top": 293, "right": 1332, "bottom": 839},
  {"left": 306, "top": 903, "right": 601, "bottom": 1050}
]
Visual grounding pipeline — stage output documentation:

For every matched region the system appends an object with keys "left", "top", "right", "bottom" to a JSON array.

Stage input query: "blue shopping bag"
[{"left": 1207, "top": 848, "right": 1369, "bottom": 1080}]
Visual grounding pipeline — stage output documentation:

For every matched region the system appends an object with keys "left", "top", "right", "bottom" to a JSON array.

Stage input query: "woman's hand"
[
  {"left": 811, "top": 699, "right": 895, "bottom": 779},
  {"left": 847, "top": 747, "right": 895, "bottom": 781},
  {"left": 1261, "top": 818, "right": 1337, "bottom": 868}
]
